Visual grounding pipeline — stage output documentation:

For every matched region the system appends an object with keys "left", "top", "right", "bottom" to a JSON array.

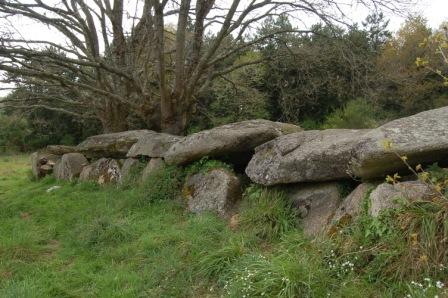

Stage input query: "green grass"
[
  {"left": 0, "top": 155, "right": 229, "bottom": 297},
  {"left": 1, "top": 155, "right": 447, "bottom": 297}
]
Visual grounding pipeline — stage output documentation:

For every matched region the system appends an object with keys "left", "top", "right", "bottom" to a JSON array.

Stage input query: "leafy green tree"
[
  {"left": 190, "top": 51, "right": 270, "bottom": 131},
  {"left": 322, "top": 98, "right": 382, "bottom": 129},
  {"left": 256, "top": 15, "right": 385, "bottom": 124},
  {"left": 375, "top": 16, "right": 448, "bottom": 116},
  {"left": 0, "top": 113, "right": 31, "bottom": 152},
  {"left": 416, "top": 23, "right": 448, "bottom": 86}
]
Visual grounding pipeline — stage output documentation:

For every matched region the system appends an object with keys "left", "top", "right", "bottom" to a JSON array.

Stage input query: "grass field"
[{"left": 0, "top": 155, "right": 446, "bottom": 297}]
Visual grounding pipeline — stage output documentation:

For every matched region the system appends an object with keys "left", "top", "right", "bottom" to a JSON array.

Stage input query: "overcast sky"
[{"left": 1, "top": 0, "right": 447, "bottom": 97}]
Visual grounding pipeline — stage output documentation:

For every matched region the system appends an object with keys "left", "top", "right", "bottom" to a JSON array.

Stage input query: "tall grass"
[
  {"left": 239, "top": 185, "right": 298, "bottom": 241},
  {"left": 1, "top": 155, "right": 447, "bottom": 297}
]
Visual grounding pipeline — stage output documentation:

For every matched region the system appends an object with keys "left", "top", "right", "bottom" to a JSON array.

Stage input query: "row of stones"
[
  {"left": 32, "top": 151, "right": 165, "bottom": 185},
  {"left": 31, "top": 106, "right": 448, "bottom": 236}
]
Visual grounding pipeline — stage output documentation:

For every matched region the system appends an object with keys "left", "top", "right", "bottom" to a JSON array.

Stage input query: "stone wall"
[{"left": 31, "top": 107, "right": 448, "bottom": 236}]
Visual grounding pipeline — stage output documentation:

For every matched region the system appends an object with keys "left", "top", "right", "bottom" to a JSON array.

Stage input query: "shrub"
[
  {"left": 239, "top": 185, "right": 298, "bottom": 241},
  {"left": 299, "top": 118, "right": 323, "bottom": 130},
  {"left": 323, "top": 98, "right": 382, "bottom": 129},
  {"left": 0, "top": 113, "right": 31, "bottom": 152},
  {"left": 184, "top": 156, "right": 233, "bottom": 178}
]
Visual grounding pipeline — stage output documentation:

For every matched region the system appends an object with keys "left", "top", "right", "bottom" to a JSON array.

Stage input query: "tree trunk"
[
  {"left": 100, "top": 102, "right": 129, "bottom": 133},
  {"left": 160, "top": 97, "right": 188, "bottom": 135},
  {"left": 160, "top": 92, "right": 190, "bottom": 134}
]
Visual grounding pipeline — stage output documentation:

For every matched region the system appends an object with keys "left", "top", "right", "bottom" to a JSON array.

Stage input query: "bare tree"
[{"left": 0, "top": 0, "right": 412, "bottom": 134}]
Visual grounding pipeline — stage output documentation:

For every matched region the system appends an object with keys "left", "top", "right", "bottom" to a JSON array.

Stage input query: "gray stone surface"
[
  {"left": 349, "top": 106, "right": 448, "bottom": 178},
  {"left": 46, "top": 145, "right": 78, "bottom": 155},
  {"left": 165, "top": 120, "right": 301, "bottom": 165},
  {"left": 141, "top": 158, "right": 166, "bottom": 181},
  {"left": 183, "top": 168, "right": 241, "bottom": 217},
  {"left": 31, "top": 151, "right": 60, "bottom": 178},
  {"left": 246, "top": 129, "right": 370, "bottom": 186},
  {"left": 119, "top": 158, "right": 141, "bottom": 184},
  {"left": 331, "top": 183, "right": 377, "bottom": 225},
  {"left": 76, "top": 130, "right": 153, "bottom": 158},
  {"left": 287, "top": 182, "right": 342, "bottom": 236},
  {"left": 126, "top": 132, "right": 181, "bottom": 158},
  {"left": 369, "top": 181, "right": 435, "bottom": 217},
  {"left": 53, "top": 153, "right": 88, "bottom": 181},
  {"left": 79, "top": 158, "right": 121, "bottom": 184}
]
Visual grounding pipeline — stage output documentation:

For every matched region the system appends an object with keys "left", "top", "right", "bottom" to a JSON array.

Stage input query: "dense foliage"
[{"left": 1, "top": 15, "right": 447, "bottom": 151}]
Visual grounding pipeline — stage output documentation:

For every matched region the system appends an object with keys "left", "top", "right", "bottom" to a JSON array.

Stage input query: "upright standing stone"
[
  {"left": 31, "top": 151, "right": 60, "bottom": 178},
  {"left": 369, "top": 181, "right": 435, "bottom": 217},
  {"left": 141, "top": 158, "right": 166, "bottom": 182},
  {"left": 331, "top": 183, "right": 377, "bottom": 226},
  {"left": 79, "top": 158, "right": 121, "bottom": 184},
  {"left": 183, "top": 168, "right": 242, "bottom": 217},
  {"left": 119, "top": 158, "right": 141, "bottom": 184},
  {"left": 286, "top": 182, "right": 342, "bottom": 236},
  {"left": 54, "top": 153, "right": 88, "bottom": 181}
]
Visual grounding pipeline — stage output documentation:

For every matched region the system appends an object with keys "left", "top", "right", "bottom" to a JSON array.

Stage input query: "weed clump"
[
  {"left": 222, "top": 233, "right": 330, "bottom": 297},
  {"left": 239, "top": 185, "right": 298, "bottom": 241},
  {"left": 184, "top": 156, "right": 233, "bottom": 177},
  {"left": 119, "top": 159, "right": 146, "bottom": 188},
  {"left": 330, "top": 163, "right": 448, "bottom": 289},
  {"left": 81, "top": 217, "right": 135, "bottom": 247},
  {"left": 138, "top": 165, "right": 183, "bottom": 205},
  {"left": 197, "top": 237, "right": 248, "bottom": 279}
]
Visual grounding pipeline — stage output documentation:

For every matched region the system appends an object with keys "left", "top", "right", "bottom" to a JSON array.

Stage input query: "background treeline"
[{"left": 1, "top": 14, "right": 447, "bottom": 152}]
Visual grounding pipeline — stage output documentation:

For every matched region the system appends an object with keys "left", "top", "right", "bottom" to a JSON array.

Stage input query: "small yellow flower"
[
  {"left": 400, "top": 155, "right": 408, "bottom": 162},
  {"left": 383, "top": 139, "right": 393, "bottom": 150},
  {"left": 415, "top": 164, "right": 423, "bottom": 171},
  {"left": 415, "top": 57, "right": 428, "bottom": 67},
  {"left": 420, "top": 172, "right": 430, "bottom": 181},
  {"left": 419, "top": 255, "right": 428, "bottom": 263},
  {"left": 410, "top": 233, "right": 418, "bottom": 246},
  {"left": 385, "top": 175, "right": 395, "bottom": 184}
]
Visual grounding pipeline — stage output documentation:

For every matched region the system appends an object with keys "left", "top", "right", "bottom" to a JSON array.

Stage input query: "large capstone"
[
  {"left": 165, "top": 120, "right": 301, "bottom": 165},
  {"left": 183, "top": 168, "right": 242, "bottom": 217},
  {"left": 79, "top": 158, "right": 121, "bottom": 184},
  {"left": 76, "top": 130, "right": 153, "bottom": 158},
  {"left": 349, "top": 106, "right": 448, "bottom": 178},
  {"left": 53, "top": 153, "right": 88, "bottom": 181},
  {"left": 45, "top": 145, "right": 78, "bottom": 155},
  {"left": 126, "top": 132, "right": 181, "bottom": 158},
  {"left": 246, "top": 129, "right": 370, "bottom": 186}
]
